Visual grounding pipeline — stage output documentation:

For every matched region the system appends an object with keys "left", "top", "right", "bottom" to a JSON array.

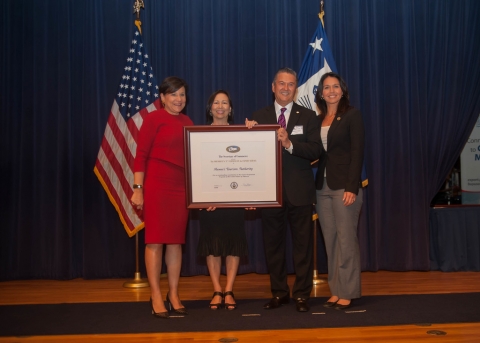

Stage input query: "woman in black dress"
[{"left": 197, "top": 90, "right": 249, "bottom": 310}]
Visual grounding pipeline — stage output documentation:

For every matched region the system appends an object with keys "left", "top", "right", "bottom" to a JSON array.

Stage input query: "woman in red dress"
[{"left": 131, "top": 76, "right": 193, "bottom": 318}]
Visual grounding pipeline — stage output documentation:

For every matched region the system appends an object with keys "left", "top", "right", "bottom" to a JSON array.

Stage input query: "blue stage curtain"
[
  {"left": 430, "top": 207, "right": 480, "bottom": 271},
  {"left": 328, "top": 0, "right": 480, "bottom": 270},
  {"left": 1, "top": 0, "right": 480, "bottom": 280}
]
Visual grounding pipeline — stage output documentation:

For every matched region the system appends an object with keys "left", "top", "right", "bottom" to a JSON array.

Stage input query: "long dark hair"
[
  {"left": 205, "top": 90, "right": 234, "bottom": 124},
  {"left": 315, "top": 72, "right": 351, "bottom": 116}
]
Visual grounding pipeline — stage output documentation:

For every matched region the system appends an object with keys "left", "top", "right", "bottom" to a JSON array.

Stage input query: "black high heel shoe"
[
  {"left": 209, "top": 291, "right": 224, "bottom": 310},
  {"left": 224, "top": 291, "right": 237, "bottom": 310},
  {"left": 166, "top": 292, "right": 189, "bottom": 315},
  {"left": 149, "top": 297, "right": 169, "bottom": 318}
]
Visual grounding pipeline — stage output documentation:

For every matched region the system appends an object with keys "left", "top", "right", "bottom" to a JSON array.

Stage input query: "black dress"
[{"left": 197, "top": 208, "right": 248, "bottom": 257}]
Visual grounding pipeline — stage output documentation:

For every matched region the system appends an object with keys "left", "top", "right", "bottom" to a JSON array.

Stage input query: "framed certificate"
[{"left": 184, "top": 125, "right": 283, "bottom": 209}]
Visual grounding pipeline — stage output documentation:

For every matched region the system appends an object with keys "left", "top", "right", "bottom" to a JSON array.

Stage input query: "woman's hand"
[
  {"left": 131, "top": 172, "right": 145, "bottom": 211},
  {"left": 131, "top": 190, "right": 144, "bottom": 210},
  {"left": 245, "top": 118, "right": 258, "bottom": 129},
  {"left": 343, "top": 191, "right": 356, "bottom": 206}
]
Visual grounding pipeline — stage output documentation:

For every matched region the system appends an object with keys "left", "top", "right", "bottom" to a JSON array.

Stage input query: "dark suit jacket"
[
  {"left": 253, "top": 102, "right": 322, "bottom": 206},
  {"left": 315, "top": 107, "right": 365, "bottom": 194}
]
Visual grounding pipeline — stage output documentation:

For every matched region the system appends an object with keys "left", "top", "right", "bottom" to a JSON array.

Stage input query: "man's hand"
[{"left": 277, "top": 128, "right": 292, "bottom": 149}]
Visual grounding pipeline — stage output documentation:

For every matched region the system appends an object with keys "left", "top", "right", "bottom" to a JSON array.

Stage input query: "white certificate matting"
[{"left": 184, "top": 126, "right": 282, "bottom": 208}]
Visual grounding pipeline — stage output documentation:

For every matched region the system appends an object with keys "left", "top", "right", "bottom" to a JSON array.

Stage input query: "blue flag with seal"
[
  {"left": 296, "top": 19, "right": 337, "bottom": 112},
  {"left": 297, "top": 16, "right": 368, "bottom": 187}
]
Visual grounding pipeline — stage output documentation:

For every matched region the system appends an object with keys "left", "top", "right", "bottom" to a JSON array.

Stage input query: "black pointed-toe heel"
[
  {"left": 166, "top": 292, "right": 189, "bottom": 315},
  {"left": 209, "top": 291, "right": 224, "bottom": 310},
  {"left": 224, "top": 291, "right": 237, "bottom": 310},
  {"left": 150, "top": 297, "right": 169, "bottom": 318}
]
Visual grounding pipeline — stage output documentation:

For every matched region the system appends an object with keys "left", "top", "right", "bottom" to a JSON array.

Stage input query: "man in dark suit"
[{"left": 251, "top": 67, "right": 322, "bottom": 312}]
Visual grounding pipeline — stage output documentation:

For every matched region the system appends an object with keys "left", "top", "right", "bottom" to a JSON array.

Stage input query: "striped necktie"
[{"left": 278, "top": 107, "right": 286, "bottom": 129}]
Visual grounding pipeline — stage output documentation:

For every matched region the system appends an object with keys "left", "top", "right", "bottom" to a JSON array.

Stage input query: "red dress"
[{"left": 134, "top": 108, "right": 193, "bottom": 244}]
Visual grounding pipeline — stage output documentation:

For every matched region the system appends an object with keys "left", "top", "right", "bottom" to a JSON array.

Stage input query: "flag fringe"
[
  {"left": 94, "top": 166, "right": 145, "bottom": 237},
  {"left": 135, "top": 20, "right": 142, "bottom": 35},
  {"left": 319, "top": 10, "right": 325, "bottom": 28}
]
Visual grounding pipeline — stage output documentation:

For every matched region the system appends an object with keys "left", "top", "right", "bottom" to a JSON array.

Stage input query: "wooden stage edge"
[{"left": 1, "top": 271, "right": 480, "bottom": 342}]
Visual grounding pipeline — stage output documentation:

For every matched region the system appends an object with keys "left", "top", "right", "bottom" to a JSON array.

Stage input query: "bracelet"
[{"left": 132, "top": 184, "right": 143, "bottom": 189}]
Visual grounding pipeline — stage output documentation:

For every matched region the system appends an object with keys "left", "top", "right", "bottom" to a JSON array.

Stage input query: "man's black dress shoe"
[
  {"left": 295, "top": 298, "right": 310, "bottom": 312},
  {"left": 263, "top": 295, "right": 290, "bottom": 309}
]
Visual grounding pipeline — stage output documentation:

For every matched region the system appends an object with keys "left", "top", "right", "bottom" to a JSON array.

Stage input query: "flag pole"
[
  {"left": 123, "top": 232, "right": 149, "bottom": 288},
  {"left": 312, "top": 211, "right": 326, "bottom": 285},
  {"left": 123, "top": 0, "right": 149, "bottom": 289},
  {"left": 313, "top": 0, "right": 327, "bottom": 287},
  {"left": 319, "top": 1, "right": 325, "bottom": 27}
]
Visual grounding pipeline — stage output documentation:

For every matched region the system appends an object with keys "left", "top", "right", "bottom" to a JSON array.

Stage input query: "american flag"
[{"left": 94, "top": 27, "right": 160, "bottom": 237}]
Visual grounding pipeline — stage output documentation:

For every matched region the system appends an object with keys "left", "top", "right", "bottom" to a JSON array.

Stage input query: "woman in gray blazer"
[{"left": 314, "top": 72, "right": 365, "bottom": 310}]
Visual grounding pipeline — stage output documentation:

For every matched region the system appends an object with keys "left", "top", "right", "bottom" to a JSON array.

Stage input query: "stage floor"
[{"left": 1, "top": 271, "right": 480, "bottom": 342}]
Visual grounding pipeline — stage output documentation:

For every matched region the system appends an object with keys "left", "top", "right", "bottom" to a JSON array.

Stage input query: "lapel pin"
[{"left": 296, "top": 111, "right": 299, "bottom": 114}]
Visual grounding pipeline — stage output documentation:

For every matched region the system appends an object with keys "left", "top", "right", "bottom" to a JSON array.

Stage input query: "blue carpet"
[{"left": 1, "top": 293, "right": 480, "bottom": 336}]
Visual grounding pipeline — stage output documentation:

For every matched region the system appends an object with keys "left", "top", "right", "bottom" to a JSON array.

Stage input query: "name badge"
[{"left": 291, "top": 125, "right": 304, "bottom": 135}]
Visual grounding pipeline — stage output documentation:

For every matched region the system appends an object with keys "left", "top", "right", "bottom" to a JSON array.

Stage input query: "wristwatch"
[{"left": 132, "top": 184, "right": 143, "bottom": 189}]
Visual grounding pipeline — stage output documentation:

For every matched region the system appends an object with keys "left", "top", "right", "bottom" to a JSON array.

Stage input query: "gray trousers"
[{"left": 316, "top": 181, "right": 363, "bottom": 300}]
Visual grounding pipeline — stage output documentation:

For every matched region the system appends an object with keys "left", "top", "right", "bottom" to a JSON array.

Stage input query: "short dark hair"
[
  {"left": 205, "top": 90, "right": 234, "bottom": 124},
  {"left": 272, "top": 67, "right": 298, "bottom": 84},
  {"left": 159, "top": 76, "right": 188, "bottom": 95},
  {"left": 315, "top": 72, "right": 351, "bottom": 115}
]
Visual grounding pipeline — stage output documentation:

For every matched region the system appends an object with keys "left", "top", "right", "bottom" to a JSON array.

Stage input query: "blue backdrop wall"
[{"left": 1, "top": 0, "right": 480, "bottom": 279}]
